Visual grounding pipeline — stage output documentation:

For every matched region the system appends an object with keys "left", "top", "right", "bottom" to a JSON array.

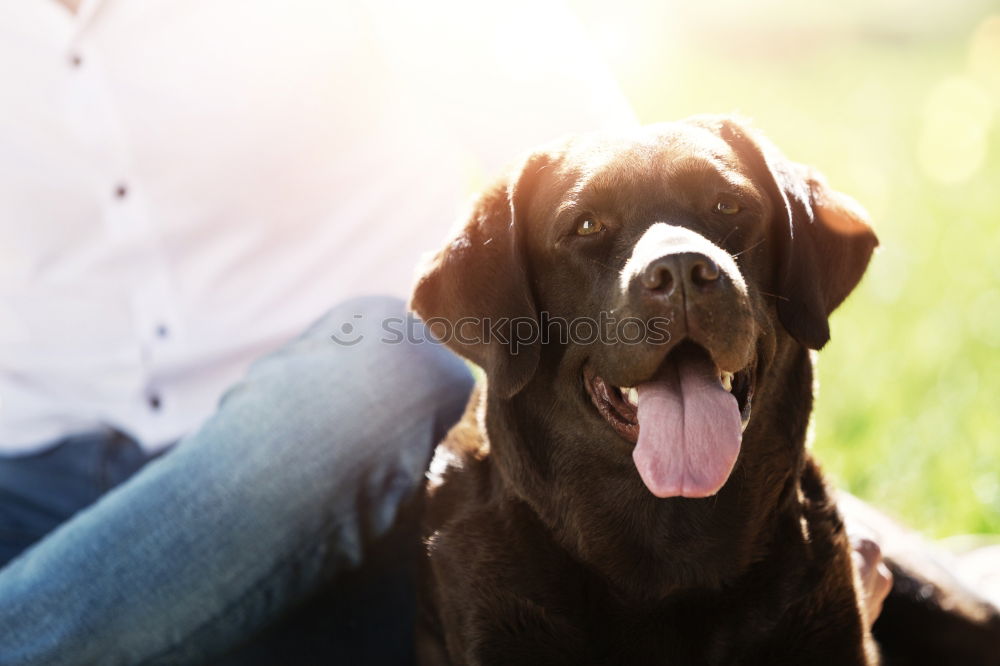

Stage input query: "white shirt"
[{"left": 0, "top": 0, "right": 635, "bottom": 454}]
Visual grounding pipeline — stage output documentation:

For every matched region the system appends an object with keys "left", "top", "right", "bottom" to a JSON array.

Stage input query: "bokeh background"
[{"left": 565, "top": 0, "right": 1000, "bottom": 537}]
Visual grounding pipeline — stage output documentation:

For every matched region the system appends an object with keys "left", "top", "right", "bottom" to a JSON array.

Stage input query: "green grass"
[{"left": 572, "top": 2, "right": 1000, "bottom": 536}]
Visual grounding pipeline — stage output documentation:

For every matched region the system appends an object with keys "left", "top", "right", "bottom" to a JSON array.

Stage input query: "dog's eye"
[
  {"left": 575, "top": 215, "right": 604, "bottom": 236},
  {"left": 715, "top": 200, "right": 741, "bottom": 215}
]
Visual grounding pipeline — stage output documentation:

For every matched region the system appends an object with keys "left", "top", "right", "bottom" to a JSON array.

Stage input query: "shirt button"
[
  {"left": 147, "top": 393, "right": 162, "bottom": 411},
  {"left": 155, "top": 324, "right": 169, "bottom": 339},
  {"left": 114, "top": 183, "right": 128, "bottom": 199},
  {"left": 69, "top": 53, "right": 83, "bottom": 67}
]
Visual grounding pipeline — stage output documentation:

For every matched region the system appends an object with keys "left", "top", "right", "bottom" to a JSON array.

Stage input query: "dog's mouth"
[{"left": 584, "top": 341, "right": 754, "bottom": 499}]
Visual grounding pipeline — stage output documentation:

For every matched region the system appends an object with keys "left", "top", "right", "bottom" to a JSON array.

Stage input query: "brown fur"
[{"left": 410, "top": 116, "right": 998, "bottom": 665}]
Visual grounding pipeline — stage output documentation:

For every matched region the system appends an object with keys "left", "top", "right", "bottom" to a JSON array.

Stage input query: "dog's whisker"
[
  {"left": 754, "top": 288, "right": 789, "bottom": 302},
  {"left": 730, "top": 238, "right": 766, "bottom": 259},
  {"left": 719, "top": 226, "right": 740, "bottom": 248}
]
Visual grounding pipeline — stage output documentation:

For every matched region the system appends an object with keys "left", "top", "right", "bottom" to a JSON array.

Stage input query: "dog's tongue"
[{"left": 633, "top": 350, "right": 742, "bottom": 498}]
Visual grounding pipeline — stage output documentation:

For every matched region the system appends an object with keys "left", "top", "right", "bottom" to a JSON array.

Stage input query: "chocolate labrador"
[{"left": 409, "top": 116, "right": 1000, "bottom": 665}]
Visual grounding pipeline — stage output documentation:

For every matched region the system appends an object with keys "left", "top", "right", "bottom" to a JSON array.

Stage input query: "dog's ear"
[
  {"left": 410, "top": 153, "right": 549, "bottom": 398},
  {"left": 702, "top": 116, "right": 878, "bottom": 349}
]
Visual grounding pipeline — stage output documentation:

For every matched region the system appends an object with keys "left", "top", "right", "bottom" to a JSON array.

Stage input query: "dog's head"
[{"left": 413, "top": 116, "right": 876, "bottom": 503}]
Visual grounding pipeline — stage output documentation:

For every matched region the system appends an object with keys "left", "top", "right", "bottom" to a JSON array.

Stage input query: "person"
[
  {"left": 0, "top": 1, "right": 638, "bottom": 663},
  {"left": 0, "top": 1, "right": 891, "bottom": 664}
]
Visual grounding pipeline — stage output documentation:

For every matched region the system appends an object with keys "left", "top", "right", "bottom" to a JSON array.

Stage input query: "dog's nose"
[{"left": 641, "top": 253, "right": 721, "bottom": 295}]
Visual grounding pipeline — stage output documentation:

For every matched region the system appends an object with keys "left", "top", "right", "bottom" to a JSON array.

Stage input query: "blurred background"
[{"left": 566, "top": 0, "right": 1000, "bottom": 537}]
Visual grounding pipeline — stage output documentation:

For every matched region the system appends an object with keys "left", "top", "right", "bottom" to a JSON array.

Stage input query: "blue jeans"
[{"left": 0, "top": 296, "right": 473, "bottom": 665}]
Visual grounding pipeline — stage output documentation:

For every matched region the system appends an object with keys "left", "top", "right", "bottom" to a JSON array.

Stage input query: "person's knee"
[
  {"left": 304, "top": 295, "right": 406, "bottom": 345},
  {"left": 308, "top": 295, "right": 471, "bottom": 399},
  {"left": 185, "top": 296, "right": 474, "bottom": 560},
  {"left": 234, "top": 295, "right": 473, "bottom": 458},
  {"left": 345, "top": 307, "right": 473, "bottom": 446}
]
